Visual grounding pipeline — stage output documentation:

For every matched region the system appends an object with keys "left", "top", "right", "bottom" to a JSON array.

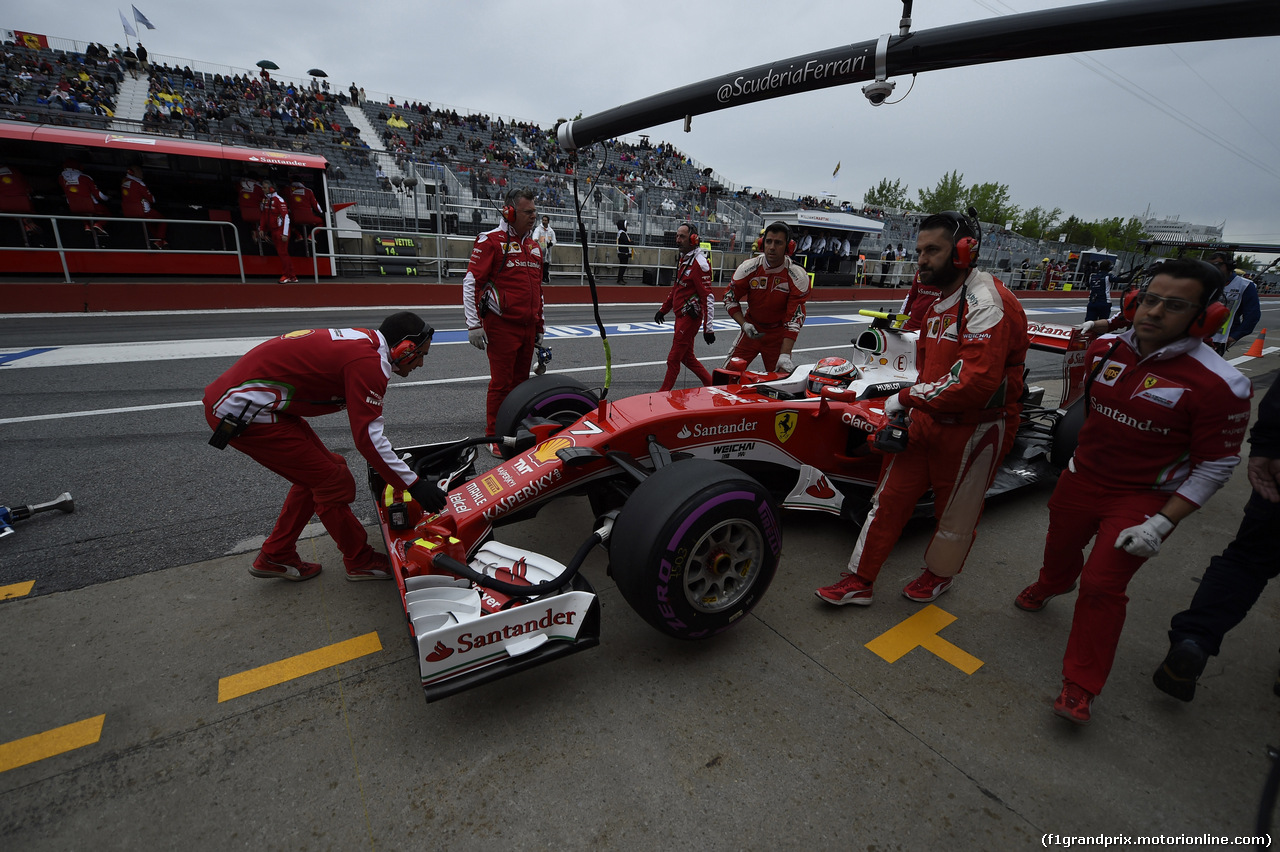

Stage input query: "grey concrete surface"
[{"left": 2, "top": 463, "right": 1278, "bottom": 850}]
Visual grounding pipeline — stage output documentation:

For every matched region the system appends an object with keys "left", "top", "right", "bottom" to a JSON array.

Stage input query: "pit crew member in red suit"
[
  {"left": 204, "top": 312, "right": 445, "bottom": 582},
  {"left": 817, "top": 211, "right": 1029, "bottom": 606},
  {"left": 1014, "top": 258, "right": 1251, "bottom": 725},
  {"left": 655, "top": 222, "right": 716, "bottom": 391},
  {"left": 58, "top": 159, "right": 110, "bottom": 234},
  {"left": 120, "top": 166, "right": 167, "bottom": 248},
  {"left": 898, "top": 271, "right": 942, "bottom": 332},
  {"left": 259, "top": 178, "right": 296, "bottom": 283},
  {"left": 0, "top": 164, "right": 40, "bottom": 242},
  {"left": 463, "top": 188, "right": 544, "bottom": 453},
  {"left": 722, "top": 221, "right": 809, "bottom": 375}
]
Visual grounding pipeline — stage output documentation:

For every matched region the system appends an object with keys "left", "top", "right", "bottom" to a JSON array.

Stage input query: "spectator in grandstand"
[
  {"left": 1085, "top": 260, "right": 1114, "bottom": 322},
  {"left": 816, "top": 211, "right": 1028, "bottom": 609},
  {"left": 135, "top": 42, "right": 148, "bottom": 72},
  {"left": 721, "top": 221, "right": 808, "bottom": 376},
  {"left": 656, "top": 223, "right": 716, "bottom": 392},
  {"left": 616, "top": 220, "right": 631, "bottom": 283},
  {"left": 204, "top": 311, "right": 441, "bottom": 583},
  {"left": 462, "top": 188, "right": 544, "bottom": 455},
  {"left": 1154, "top": 375, "right": 1280, "bottom": 704},
  {"left": 259, "top": 178, "right": 297, "bottom": 283},
  {"left": 532, "top": 214, "right": 556, "bottom": 284},
  {"left": 1015, "top": 258, "right": 1250, "bottom": 725},
  {"left": 1206, "top": 251, "right": 1260, "bottom": 354},
  {"left": 58, "top": 159, "right": 110, "bottom": 236},
  {"left": 120, "top": 165, "right": 167, "bottom": 249}
]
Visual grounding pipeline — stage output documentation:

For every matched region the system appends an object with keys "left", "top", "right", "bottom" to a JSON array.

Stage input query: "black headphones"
[
  {"left": 390, "top": 327, "right": 433, "bottom": 367},
  {"left": 933, "top": 208, "right": 981, "bottom": 269}
]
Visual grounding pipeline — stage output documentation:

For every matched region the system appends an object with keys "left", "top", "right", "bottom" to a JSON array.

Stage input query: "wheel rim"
[
  {"left": 684, "top": 518, "right": 765, "bottom": 613},
  {"left": 536, "top": 394, "right": 594, "bottom": 428}
]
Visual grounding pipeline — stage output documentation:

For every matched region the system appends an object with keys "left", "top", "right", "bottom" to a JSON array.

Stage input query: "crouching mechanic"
[
  {"left": 463, "top": 188, "right": 544, "bottom": 455},
  {"left": 816, "top": 211, "right": 1029, "bottom": 606},
  {"left": 204, "top": 311, "right": 446, "bottom": 582},
  {"left": 655, "top": 222, "right": 716, "bottom": 391},
  {"left": 1014, "top": 259, "right": 1251, "bottom": 725},
  {"left": 723, "top": 221, "right": 809, "bottom": 375}
]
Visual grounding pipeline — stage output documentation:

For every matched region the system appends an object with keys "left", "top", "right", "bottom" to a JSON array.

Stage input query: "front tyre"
[
  {"left": 494, "top": 374, "right": 599, "bottom": 459},
  {"left": 610, "top": 460, "right": 781, "bottom": 640}
]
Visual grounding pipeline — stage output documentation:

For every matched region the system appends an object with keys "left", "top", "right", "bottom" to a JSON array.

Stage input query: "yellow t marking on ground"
[
  {"left": 0, "top": 581, "right": 36, "bottom": 600},
  {"left": 0, "top": 714, "right": 106, "bottom": 774},
  {"left": 218, "top": 631, "right": 383, "bottom": 703},
  {"left": 865, "top": 605, "right": 983, "bottom": 674}
]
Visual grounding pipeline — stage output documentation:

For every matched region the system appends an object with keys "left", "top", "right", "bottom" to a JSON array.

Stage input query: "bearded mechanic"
[
  {"left": 204, "top": 311, "right": 446, "bottom": 582},
  {"left": 817, "top": 211, "right": 1029, "bottom": 606},
  {"left": 722, "top": 220, "right": 810, "bottom": 375},
  {"left": 463, "top": 188, "right": 545, "bottom": 455},
  {"left": 1014, "top": 258, "right": 1251, "bottom": 725}
]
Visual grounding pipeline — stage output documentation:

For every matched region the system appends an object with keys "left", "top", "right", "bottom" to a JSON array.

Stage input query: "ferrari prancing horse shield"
[{"left": 775, "top": 410, "right": 798, "bottom": 443}]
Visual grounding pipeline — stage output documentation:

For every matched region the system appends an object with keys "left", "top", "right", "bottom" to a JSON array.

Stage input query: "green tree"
[
  {"left": 1015, "top": 205, "right": 1063, "bottom": 241},
  {"left": 863, "top": 177, "right": 911, "bottom": 209},
  {"left": 964, "top": 181, "right": 1018, "bottom": 228},
  {"left": 915, "top": 170, "right": 965, "bottom": 213}
]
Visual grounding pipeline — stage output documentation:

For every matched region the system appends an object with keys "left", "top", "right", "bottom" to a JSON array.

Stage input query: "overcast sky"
[{"left": 10, "top": 1, "right": 1280, "bottom": 256}]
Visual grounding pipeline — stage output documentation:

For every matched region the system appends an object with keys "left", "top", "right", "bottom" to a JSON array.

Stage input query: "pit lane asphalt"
[{"left": 3, "top": 300, "right": 1280, "bottom": 850}]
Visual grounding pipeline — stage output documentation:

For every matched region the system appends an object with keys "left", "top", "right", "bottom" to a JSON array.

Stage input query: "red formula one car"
[{"left": 368, "top": 311, "right": 1087, "bottom": 702}]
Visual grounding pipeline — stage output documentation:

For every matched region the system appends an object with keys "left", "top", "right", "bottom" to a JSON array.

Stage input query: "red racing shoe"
[
  {"left": 250, "top": 552, "right": 322, "bottom": 582},
  {"left": 1053, "top": 680, "right": 1094, "bottom": 725},
  {"left": 1015, "top": 580, "right": 1078, "bottom": 612},
  {"left": 815, "top": 572, "right": 874, "bottom": 606},
  {"left": 346, "top": 550, "right": 393, "bottom": 582},
  {"left": 902, "top": 569, "right": 952, "bottom": 602}
]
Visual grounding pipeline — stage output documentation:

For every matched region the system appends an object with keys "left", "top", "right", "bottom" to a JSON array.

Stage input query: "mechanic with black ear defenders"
[
  {"left": 655, "top": 222, "right": 717, "bottom": 392},
  {"left": 203, "top": 311, "right": 446, "bottom": 583}
]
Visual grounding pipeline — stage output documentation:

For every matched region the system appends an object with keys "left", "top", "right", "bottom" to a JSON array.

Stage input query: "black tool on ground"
[
  {"left": 873, "top": 411, "right": 909, "bottom": 453},
  {"left": 0, "top": 491, "right": 75, "bottom": 538}
]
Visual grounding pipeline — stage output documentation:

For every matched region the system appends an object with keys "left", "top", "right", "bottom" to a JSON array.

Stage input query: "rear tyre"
[{"left": 610, "top": 460, "right": 781, "bottom": 640}]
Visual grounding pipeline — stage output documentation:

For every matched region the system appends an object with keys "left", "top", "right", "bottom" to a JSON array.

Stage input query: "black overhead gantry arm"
[{"left": 555, "top": 0, "right": 1280, "bottom": 151}]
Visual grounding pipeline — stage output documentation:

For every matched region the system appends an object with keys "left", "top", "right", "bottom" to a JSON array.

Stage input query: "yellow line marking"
[
  {"left": 865, "top": 604, "right": 984, "bottom": 674},
  {"left": 217, "top": 631, "right": 383, "bottom": 703},
  {"left": 0, "top": 714, "right": 106, "bottom": 773},
  {"left": 0, "top": 581, "right": 36, "bottom": 600}
]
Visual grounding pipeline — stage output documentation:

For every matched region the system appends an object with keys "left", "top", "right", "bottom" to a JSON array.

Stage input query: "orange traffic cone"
[{"left": 1244, "top": 329, "right": 1267, "bottom": 358}]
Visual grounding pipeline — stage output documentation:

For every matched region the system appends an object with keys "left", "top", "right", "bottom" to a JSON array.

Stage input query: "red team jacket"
[
  {"left": 661, "top": 249, "right": 716, "bottom": 332},
  {"left": 1074, "top": 331, "right": 1251, "bottom": 506},
  {"left": 462, "top": 221, "right": 544, "bottom": 330},
  {"left": 120, "top": 174, "right": 156, "bottom": 216},
  {"left": 724, "top": 255, "right": 809, "bottom": 339},
  {"left": 900, "top": 270, "right": 1029, "bottom": 423},
  {"left": 203, "top": 328, "right": 417, "bottom": 490},
  {"left": 260, "top": 191, "right": 290, "bottom": 238}
]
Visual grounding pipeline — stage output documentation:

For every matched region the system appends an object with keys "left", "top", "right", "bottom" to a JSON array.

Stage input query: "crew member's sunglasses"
[{"left": 1134, "top": 293, "right": 1199, "bottom": 314}]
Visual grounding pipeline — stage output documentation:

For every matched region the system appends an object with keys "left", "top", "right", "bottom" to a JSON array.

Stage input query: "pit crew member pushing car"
[
  {"left": 722, "top": 221, "right": 810, "bottom": 375},
  {"left": 1014, "top": 258, "right": 1251, "bottom": 725},
  {"left": 655, "top": 222, "right": 716, "bottom": 392},
  {"left": 817, "top": 211, "right": 1028, "bottom": 606},
  {"left": 203, "top": 311, "right": 446, "bottom": 582},
  {"left": 463, "top": 188, "right": 544, "bottom": 454}
]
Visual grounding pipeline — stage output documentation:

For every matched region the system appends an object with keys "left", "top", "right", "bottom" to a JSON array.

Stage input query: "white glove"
[
  {"left": 1074, "top": 321, "right": 1096, "bottom": 335},
  {"left": 742, "top": 322, "right": 764, "bottom": 340},
  {"left": 468, "top": 327, "right": 487, "bottom": 350},
  {"left": 775, "top": 353, "right": 794, "bottom": 374},
  {"left": 883, "top": 394, "right": 908, "bottom": 420},
  {"left": 1114, "top": 513, "right": 1175, "bottom": 558}
]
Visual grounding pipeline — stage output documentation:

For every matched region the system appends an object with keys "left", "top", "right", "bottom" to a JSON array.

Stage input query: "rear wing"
[{"left": 1027, "top": 321, "right": 1090, "bottom": 407}]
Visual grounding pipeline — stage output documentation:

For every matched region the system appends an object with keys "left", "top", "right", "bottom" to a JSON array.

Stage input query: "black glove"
[
  {"left": 703, "top": 331, "right": 716, "bottom": 345},
  {"left": 654, "top": 311, "right": 666, "bottom": 324},
  {"left": 408, "top": 478, "right": 447, "bottom": 513}
]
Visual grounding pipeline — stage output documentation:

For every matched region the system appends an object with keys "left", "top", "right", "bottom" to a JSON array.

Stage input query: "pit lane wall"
[{"left": 0, "top": 279, "right": 1092, "bottom": 313}]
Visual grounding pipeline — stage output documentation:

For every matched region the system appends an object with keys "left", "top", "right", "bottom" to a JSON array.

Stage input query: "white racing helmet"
[{"left": 805, "top": 356, "right": 858, "bottom": 398}]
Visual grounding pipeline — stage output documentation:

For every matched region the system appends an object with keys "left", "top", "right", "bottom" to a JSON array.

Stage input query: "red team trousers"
[
  {"left": 1033, "top": 468, "right": 1171, "bottom": 695},
  {"left": 206, "top": 410, "right": 373, "bottom": 568},
  {"left": 482, "top": 314, "right": 536, "bottom": 435},
  {"left": 660, "top": 314, "right": 712, "bottom": 391}
]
